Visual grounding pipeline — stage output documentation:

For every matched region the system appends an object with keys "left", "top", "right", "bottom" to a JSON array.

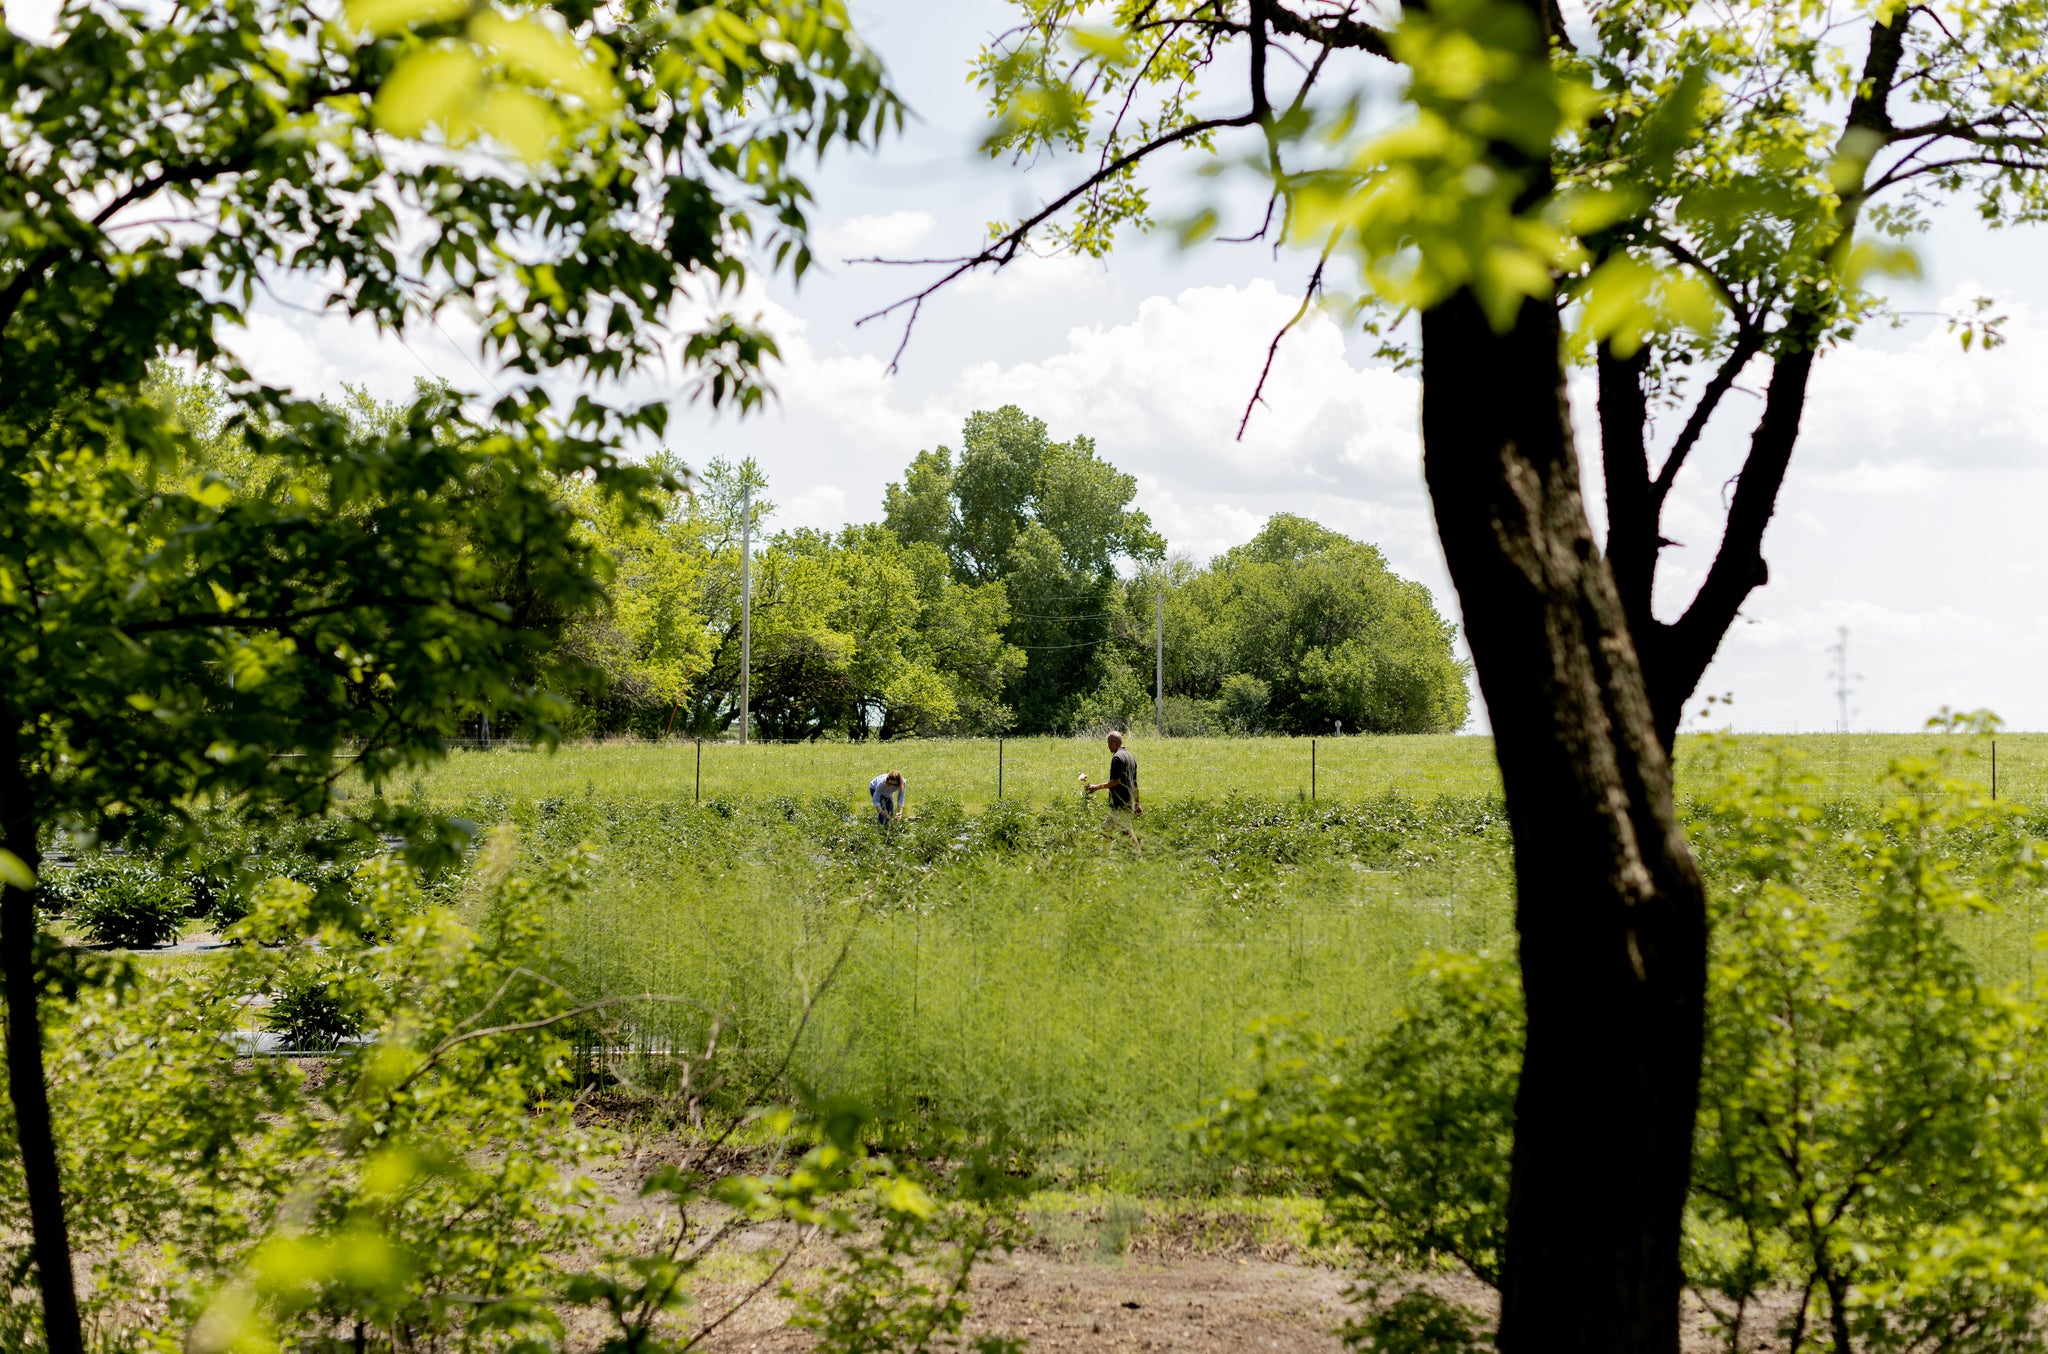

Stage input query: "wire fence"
[{"left": 392, "top": 732, "right": 2044, "bottom": 808}]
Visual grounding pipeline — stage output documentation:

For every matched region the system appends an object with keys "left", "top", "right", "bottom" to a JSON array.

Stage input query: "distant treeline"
[
  {"left": 153, "top": 373, "right": 1469, "bottom": 739},
  {"left": 566, "top": 404, "right": 1471, "bottom": 739}
]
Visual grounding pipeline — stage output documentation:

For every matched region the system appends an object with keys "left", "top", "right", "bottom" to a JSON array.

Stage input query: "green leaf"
[
  {"left": 373, "top": 46, "right": 485, "bottom": 137},
  {"left": 1069, "top": 27, "right": 1134, "bottom": 66},
  {"left": 0, "top": 850, "right": 34, "bottom": 891},
  {"left": 343, "top": 0, "right": 467, "bottom": 38}
]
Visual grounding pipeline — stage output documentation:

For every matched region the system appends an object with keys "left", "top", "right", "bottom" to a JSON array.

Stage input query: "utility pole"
[
  {"left": 1827, "top": 626, "right": 1858, "bottom": 735},
  {"left": 1155, "top": 589, "right": 1164, "bottom": 738},
  {"left": 739, "top": 481, "right": 752, "bottom": 746}
]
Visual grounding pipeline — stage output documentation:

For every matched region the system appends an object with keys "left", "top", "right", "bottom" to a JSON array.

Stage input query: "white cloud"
[
  {"left": 952, "top": 251, "right": 1113, "bottom": 303},
  {"left": 1804, "top": 460, "right": 1948, "bottom": 496},
  {"left": 817, "top": 211, "right": 937, "bottom": 259},
  {"left": 782, "top": 482, "right": 851, "bottom": 531},
  {"left": 223, "top": 307, "right": 430, "bottom": 403},
  {"left": 1800, "top": 290, "right": 2048, "bottom": 471},
  {"left": 754, "top": 279, "right": 1432, "bottom": 565}
]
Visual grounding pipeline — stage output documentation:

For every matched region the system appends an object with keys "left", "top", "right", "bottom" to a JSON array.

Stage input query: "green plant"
[
  {"left": 1687, "top": 733, "right": 2048, "bottom": 1353},
  {"left": 1217, "top": 674, "right": 1272, "bottom": 735},
  {"left": 1196, "top": 737, "right": 2048, "bottom": 1350},
  {"left": 1197, "top": 951, "right": 1518, "bottom": 1287},
  {"left": 262, "top": 964, "right": 366, "bottom": 1052},
  {"left": 49, "top": 859, "right": 191, "bottom": 948},
  {"left": 2, "top": 0, "right": 902, "bottom": 1340},
  {"left": 1343, "top": 1289, "right": 1490, "bottom": 1354},
  {"left": 509, "top": 790, "right": 1514, "bottom": 1188},
  {"left": 1, "top": 839, "right": 1022, "bottom": 1353}
]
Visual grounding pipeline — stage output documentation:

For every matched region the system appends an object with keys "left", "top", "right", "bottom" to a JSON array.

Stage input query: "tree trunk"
[
  {"left": 1419, "top": 291, "right": 1708, "bottom": 1353},
  {"left": 0, "top": 718, "right": 84, "bottom": 1354}
]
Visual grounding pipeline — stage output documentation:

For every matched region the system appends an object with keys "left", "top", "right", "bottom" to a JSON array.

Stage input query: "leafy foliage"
[
  {"left": 0, "top": 838, "right": 1022, "bottom": 1351},
  {"left": 884, "top": 405, "right": 1164, "bottom": 733},
  {"left": 1686, "top": 735, "right": 2048, "bottom": 1353},
  {"left": 1, "top": 0, "right": 902, "bottom": 1343},
  {"left": 1197, "top": 953, "right": 1518, "bottom": 1285},
  {"left": 1200, "top": 738, "right": 2048, "bottom": 1350},
  {"left": 1152, "top": 515, "right": 1471, "bottom": 735},
  {"left": 43, "top": 858, "right": 192, "bottom": 948}
]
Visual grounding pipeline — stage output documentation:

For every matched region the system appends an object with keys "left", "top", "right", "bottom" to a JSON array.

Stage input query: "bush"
[
  {"left": 47, "top": 859, "right": 190, "bottom": 948},
  {"left": 1217, "top": 673, "right": 1272, "bottom": 734},
  {"left": 23, "top": 838, "right": 1023, "bottom": 1351},
  {"left": 1160, "top": 694, "right": 1219, "bottom": 737},
  {"left": 264, "top": 966, "right": 364, "bottom": 1051},
  {"left": 1201, "top": 734, "right": 2048, "bottom": 1351}
]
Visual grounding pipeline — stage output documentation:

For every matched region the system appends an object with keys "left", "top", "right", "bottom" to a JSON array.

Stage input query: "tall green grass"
[
  {"left": 440, "top": 733, "right": 2042, "bottom": 1190},
  {"left": 477, "top": 792, "right": 1515, "bottom": 1187},
  {"left": 412, "top": 731, "right": 2041, "bottom": 810}
]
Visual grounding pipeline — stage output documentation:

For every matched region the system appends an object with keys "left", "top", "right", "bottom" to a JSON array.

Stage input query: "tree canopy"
[
  {"left": 510, "top": 409, "right": 1470, "bottom": 742},
  {"left": 1163, "top": 516, "right": 1471, "bottom": 736},
  {"left": 0, "top": 0, "right": 898, "bottom": 1344}
]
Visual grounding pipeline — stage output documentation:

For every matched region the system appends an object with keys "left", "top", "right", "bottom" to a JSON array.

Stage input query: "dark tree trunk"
[
  {"left": 1419, "top": 292, "right": 1708, "bottom": 1353},
  {"left": 0, "top": 718, "right": 84, "bottom": 1354}
]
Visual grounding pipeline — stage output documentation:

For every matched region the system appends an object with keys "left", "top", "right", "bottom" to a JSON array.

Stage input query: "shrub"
[
  {"left": 263, "top": 966, "right": 364, "bottom": 1051},
  {"left": 1686, "top": 734, "right": 2048, "bottom": 1352},
  {"left": 1202, "top": 733, "right": 2048, "bottom": 1352},
  {"left": 1217, "top": 673, "right": 1271, "bottom": 734},
  {"left": 1196, "top": 951, "right": 1517, "bottom": 1285},
  {"left": 48, "top": 859, "right": 190, "bottom": 948},
  {"left": 1160, "top": 694, "right": 1219, "bottom": 737},
  {"left": 23, "top": 837, "right": 1022, "bottom": 1352}
]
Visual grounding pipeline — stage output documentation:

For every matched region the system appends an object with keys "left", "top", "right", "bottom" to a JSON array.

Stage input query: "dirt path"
[
  {"left": 964, "top": 1253, "right": 1357, "bottom": 1353},
  {"left": 694, "top": 1252, "right": 1360, "bottom": 1353}
]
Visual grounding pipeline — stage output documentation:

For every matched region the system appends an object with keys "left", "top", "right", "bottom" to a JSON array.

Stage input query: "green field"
[
  {"left": 428, "top": 730, "right": 2047, "bottom": 1191},
  {"left": 489, "top": 792, "right": 1517, "bottom": 1189},
  {"left": 412, "top": 731, "right": 2042, "bottom": 809}
]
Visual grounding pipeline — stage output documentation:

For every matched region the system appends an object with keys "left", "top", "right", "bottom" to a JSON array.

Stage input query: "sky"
[{"left": 14, "top": 0, "right": 2048, "bottom": 734}]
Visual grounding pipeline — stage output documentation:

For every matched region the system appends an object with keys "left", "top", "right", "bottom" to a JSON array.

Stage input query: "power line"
[{"left": 428, "top": 312, "right": 506, "bottom": 397}]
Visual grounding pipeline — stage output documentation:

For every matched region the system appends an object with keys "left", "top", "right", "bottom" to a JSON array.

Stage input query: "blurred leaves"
[{"left": 355, "top": 1, "right": 623, "bottom": 161}]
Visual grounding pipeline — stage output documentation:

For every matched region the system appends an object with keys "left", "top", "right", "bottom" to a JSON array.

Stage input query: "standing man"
[
  {"left": 1082, "top": 731, "right": 1142, "bottom": 856},
  {"left": 870, "top": 770, "right": 906, "bottom": 827}
]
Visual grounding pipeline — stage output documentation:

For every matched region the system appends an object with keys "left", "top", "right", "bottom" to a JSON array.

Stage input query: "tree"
[
  {"left": 856, "top": 0, "right": 2048, "bottom": 1343},
  {"left": 560, "top": 450, "right": 716, "bottom": 736},
  {"left": 1161, "top": 514, "right": 1471, "bottom": 735},
  {"left": 707, "top": 524, "right": 1023, "bottom": 740},
  {"left": 675, "top": 456, "right": 778, "bottom": 738},
  {"left": 0, "top": 2, "right": 896, "bottom": 1347},
  {"left": 883, "top": 405, "right": 1163, "bottom": 731}
]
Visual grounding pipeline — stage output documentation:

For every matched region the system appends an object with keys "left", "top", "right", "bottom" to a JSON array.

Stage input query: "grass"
[
  {"left": 403, "top": 731, "right": 2043, "bottom": 811},
  {"left": 475, "top": 792, "right": 1516, "bottom": 1190},
  {"left": 381, "top": 731, "right": 2047, "bottom": 1194}
]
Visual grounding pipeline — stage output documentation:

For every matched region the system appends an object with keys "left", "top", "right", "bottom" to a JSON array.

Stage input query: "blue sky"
[{"left": 17, "top": 0, "right": 2048, "bottom": 733}]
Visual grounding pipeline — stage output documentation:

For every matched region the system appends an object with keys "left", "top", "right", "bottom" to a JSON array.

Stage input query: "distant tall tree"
[
  {"left": 884, "top": 405, "right": 1163, "bottom": 730},
  {"left": 1164, "top": 515, "right": 1471, "bottom": 735},
  {"left": 0, "top": 1, "right": 895, "bottom": 1347}
]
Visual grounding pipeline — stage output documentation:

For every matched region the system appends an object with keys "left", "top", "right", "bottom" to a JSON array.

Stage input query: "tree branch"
[
  {"left": 1650, "top": 328, "right": 1767, "bottom": 505},
  {"left": 1264, "top": 1, "right": 1395, "bottom": 58},
  {"left": 854, "top": 110, "right": 1264, "bottom": 371},
  {"left": 1238, "top": 243, "right": 1332, "bottom": 439}
]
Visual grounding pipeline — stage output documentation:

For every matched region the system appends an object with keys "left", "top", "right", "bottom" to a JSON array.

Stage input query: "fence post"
[
  {"left": 1312, "top": 737, "right": 1317, "bottom": 801},
  {"left": 695, "top": 739, "right": 702, "bottom": 803},
  {"left": 998, "top": 737, "right": 1004, "bottom": 800},
  {"left": 1992, "top": 738, "right": 1998, "bottom": 801}
]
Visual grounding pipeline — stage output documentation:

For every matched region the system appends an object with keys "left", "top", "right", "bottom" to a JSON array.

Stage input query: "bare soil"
[{"left": 691, "top": 1252, "right": 1367, "bottom": 1354}]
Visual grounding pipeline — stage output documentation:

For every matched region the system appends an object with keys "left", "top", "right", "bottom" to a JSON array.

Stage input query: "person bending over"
[
  {"left": 1082, "top": 732, "right": 1142, "bottom": 857},
  {"left": 870, "top": 770, "right": 906, "bottom": 827}
]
